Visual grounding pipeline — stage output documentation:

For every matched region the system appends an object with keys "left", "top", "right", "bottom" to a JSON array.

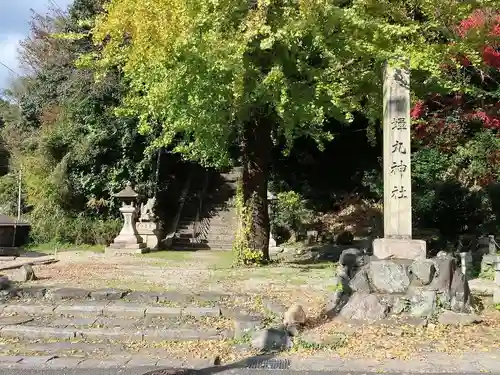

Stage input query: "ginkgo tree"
[{"left": 89, "top": 0, "right": 497, "bottom": 262}]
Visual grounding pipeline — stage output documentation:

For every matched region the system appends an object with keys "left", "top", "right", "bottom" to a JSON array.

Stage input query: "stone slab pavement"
[
  {"left": 1, "top": 352, "right": 500, "bottom": 373},
  {"left": 0, "top": 369, "right": 498, "bottom": 375}
]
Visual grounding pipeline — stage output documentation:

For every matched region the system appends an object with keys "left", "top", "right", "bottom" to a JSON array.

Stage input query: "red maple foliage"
[{"left": 412, "top": 9, "right": 500, "bottom": 141}]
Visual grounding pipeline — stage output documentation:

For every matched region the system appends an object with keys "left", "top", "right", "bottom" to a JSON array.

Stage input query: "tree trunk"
[{"left": 241, "top": 114, "right": 272, "bottom": 261}]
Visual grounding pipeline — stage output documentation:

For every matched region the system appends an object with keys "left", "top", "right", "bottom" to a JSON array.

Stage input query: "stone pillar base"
[
  {"left": 495, "top": 255, "right": 500, "bottom": 286},
  {"left": 494, "top": 287, "right": 500, "bottom": 304},
  {"left": 105, "top": 242, "right": 149, "bottom": 255},
  {"left": 373, "top": 238, "right": 426, "bottom": 260}
]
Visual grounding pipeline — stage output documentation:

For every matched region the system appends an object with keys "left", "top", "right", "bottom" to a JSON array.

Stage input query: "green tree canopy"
[
  {"left": 91, "top": 0, "right": 498, "bottom": 259},
  {"left": 0, "top": 0, "right": 153, "bottom": 244}
]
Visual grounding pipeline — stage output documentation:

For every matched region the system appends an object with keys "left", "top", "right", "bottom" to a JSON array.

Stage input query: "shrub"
[
  {"left": 0, "top": 173, "right": 20, "bottom": 216},
  {"left": 29, "top": 212, "right": 120, "bottom": 246},
  {"left": 270, "top": 190, "right": 314, "bottom": 243}
]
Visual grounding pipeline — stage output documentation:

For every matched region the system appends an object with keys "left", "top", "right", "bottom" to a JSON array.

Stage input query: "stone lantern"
[{"left": 105, "top": 182, "right": 148, "bottom": 255}]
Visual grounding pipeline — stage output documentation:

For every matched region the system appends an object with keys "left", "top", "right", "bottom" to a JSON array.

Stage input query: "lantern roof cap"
[{"left": 114, "top": 182, "right": 138, "bottom": 199}]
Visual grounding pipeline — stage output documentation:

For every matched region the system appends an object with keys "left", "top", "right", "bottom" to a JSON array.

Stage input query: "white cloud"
[
  {"left": 0, "top": 0, "right": 75, "bottom": 90},
  {"left": 0, "top": 33, "right": 23, "bottom": 89}
]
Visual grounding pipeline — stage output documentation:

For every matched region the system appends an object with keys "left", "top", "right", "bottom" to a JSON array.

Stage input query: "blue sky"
[{"left": 0, "top": 0, "right": 74, "bottom": 89}]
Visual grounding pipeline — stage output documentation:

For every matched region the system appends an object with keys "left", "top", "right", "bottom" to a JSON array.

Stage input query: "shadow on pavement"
[{"left": 142, "top": 353, "right": 281, "bottom": 375}]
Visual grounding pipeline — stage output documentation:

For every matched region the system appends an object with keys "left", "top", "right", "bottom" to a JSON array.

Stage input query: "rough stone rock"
[
  {"left": 0, "top": 275, "right": 10, "bottom": 290},
  {"left": 339, "top": 248, "right": 363, "bottom": 268},
  {"left": 410, "top": 260, "right": 436, "bottom": 285},
  {"left": 368, "top": 260, "right": 411, "bottom": 293},
  {"left": 390, "top": 296, "right": 410, "bottom": 315},
  {"left": 0, "top": 290, "right": 14, "bottom": 301},
  {"left": 22, "top": 264, "right": 36, "bottom": 281},
  {"left": 338, "top": 292, "right": 388, "bottom": 321},
  {"left": 436, "top": 292, "right": 451, "bottom": 310},
  {"left": 283, "top": 304, "right": 306, "bottom": 326},
  {"left": 409, "top": 288, "right": 436, "bottom": 317},
  {"left": 336, "top": 230, "right": 354, "bottom": 245},
  {"left": 332, "top": 267, "right": 351, "bottom": 292},
  {"left": 438, "top": 310, "right": 482, "bottom": 326},
  {"left": 250, "top": 327, "right": 292, "bottom": 351},
  {"left": 450, "top": 269, "right": 471, "bottom": 313},
  {"left": 10, "top": 264, "right": 36, "bottom": 282},
  {"left": 325, "top": 290, "right": 348, "bottom": 317},
  {"left": 349, "top": 268, "right": 371, "bottom": 293},
  {"left": 431, "top": 253, "right": 456, "bottom": 293},
  {"left": 336, "top": 264, "right": 350, "bottom": 280}
]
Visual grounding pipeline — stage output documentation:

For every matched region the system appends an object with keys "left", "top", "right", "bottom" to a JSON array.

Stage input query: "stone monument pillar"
[
  {"left": 136, "top": 197, "right": 161, "bottom": 250},
  {"left": 267, "top": 191, "right": 279, "bottom": 250},
  {"left": 106, "top": 182, "right": 148, "bottom": 255},
  {"left": 373, "top": 62, "right": 426, "bottom": 260},
  {"left": 494, "top": 256, "right": 500, "bottom": 304}
]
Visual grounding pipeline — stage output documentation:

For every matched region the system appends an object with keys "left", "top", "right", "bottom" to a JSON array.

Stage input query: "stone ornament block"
[
  {"left": 136, "top": 221, "right": 160, "bottom": 249},
  {"left": 373, "top": 238, "right": 426, "bottom": 260}
]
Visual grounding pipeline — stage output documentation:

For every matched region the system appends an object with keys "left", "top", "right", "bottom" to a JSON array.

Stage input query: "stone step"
[
  {"left": 175, "top": 230, "right": 196, "bottom": 237},
  {"left": 0, "top": 293, "right": 266, "bottom": 345},
  {"left": 170, "top": 243, "right": 232, "bottom": 251},
  {"left": 204, "top": 243, "right": 234, "bottom": 250},
  {"left": 204, "top": 227, "right": 237, "bottom": 236},
  {"left": 1, "top": 302, "right": 223, "bottom": 318},
  {"left": 173, "top": 233, "right": 236, "bottom": 242},
  {"left": 0, "top": 323, "right": 230, "bottom": 343},
  {"left": 207, "top": 213, "right": 237, "bottom": 221},
  {"left": 177, "top": 220, "right": 195, "bottom": 227},
  {"left": 220, "top": 172, "right": 241, "bottom": 180},
  {"left": 173, "top": 234, "right": 197, "bottom": 241},
  {"left": 205, "top": 234, "right": 236, "bottom": 242},
  {"left": 170, "top": 244, "right": 211, "bottom": 251},
  {"left": 208, "top": 216, "right": 238, "bottom": 223}
]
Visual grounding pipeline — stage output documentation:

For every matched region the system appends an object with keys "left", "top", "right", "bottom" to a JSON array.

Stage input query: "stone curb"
[
  {"left": 1, "top": 353, "right": 500, "bottom": 372},
  {"left": 0, "top": 355, "right": 212, "bottom": 369},
  {"left": 0, "top": 302, "right": 222, "bottom": 318},
  {"left": 14, "top": 286, "right": 231, "bottom": 304},
  {"left": 0, "top": 324, "right": 232, "bottom": 342}
]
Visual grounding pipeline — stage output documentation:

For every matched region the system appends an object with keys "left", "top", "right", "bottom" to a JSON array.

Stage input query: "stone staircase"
[
  {"left": 171, "top": 168, "right": 240, "bottom": 250},
  {"left": 0, "top": 285, "right": 265, "bottom": 368}
]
